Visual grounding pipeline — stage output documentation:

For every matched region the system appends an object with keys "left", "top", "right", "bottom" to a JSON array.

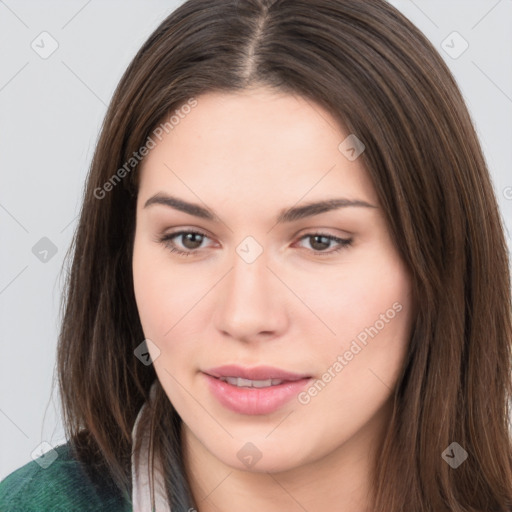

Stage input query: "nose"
[{"left": 213, "top": 248, "right": 289, "bottom": 343}]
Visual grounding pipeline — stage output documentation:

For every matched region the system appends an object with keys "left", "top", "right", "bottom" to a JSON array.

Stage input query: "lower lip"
[{"left": 203, "top": 373, "right": 312, "bottom": 415}]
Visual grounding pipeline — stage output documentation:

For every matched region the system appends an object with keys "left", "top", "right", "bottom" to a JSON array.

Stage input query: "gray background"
[{"left": 1, "top": 0, "right": 511, "bottom": 479}]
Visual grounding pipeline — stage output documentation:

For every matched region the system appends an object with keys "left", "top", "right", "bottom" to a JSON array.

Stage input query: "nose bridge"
[
  {"left": 226, "top": 245, "right": 271, "bottom": 308},
  {"left": 213, "top": 242, "right": 286, "bottom": 339}
]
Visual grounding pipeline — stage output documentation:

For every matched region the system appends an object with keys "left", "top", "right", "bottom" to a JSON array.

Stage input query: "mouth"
[
  {"left": 216, "top": 376, "right": 287, "bottom": 388},
  {"left": 202, "top": 365, "right": 313, "bottom": 415},
  {"left": 203, "top": 364, "right": 310, "bottom": 382}
]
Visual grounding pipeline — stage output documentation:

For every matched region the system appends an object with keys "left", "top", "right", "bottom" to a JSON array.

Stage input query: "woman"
[{"left": 1, "top": 0, "right": 511, "bottom": 511}]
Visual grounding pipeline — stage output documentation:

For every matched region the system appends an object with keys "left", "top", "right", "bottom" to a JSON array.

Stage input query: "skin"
[{"left": 132, "top": 87, "right": 416, "bottom": 512}]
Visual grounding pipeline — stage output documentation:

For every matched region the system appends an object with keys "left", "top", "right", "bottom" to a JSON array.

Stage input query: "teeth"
[{"left": 220, "top": 377, "right": 283, "bottom": 388}]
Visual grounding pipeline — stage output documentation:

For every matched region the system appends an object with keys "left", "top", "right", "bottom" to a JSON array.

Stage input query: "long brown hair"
[{"left": 56, "top": 0, "right": 512, "bottom": 510}]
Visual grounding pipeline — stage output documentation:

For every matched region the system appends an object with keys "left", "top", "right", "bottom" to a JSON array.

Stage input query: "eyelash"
[{"left": 157, "top": 230, "right": 353, "bottom": 257}]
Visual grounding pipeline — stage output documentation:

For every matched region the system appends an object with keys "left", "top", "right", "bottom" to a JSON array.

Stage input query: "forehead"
[{"left": 137, "top": 88, "right": 378, "bottom": 209}]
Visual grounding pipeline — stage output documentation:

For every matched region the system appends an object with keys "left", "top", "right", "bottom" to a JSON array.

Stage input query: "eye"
[
  {"left": 295, "top": 232, "right": 353, "bottom": 255},
  {"left": 157, "top": 230, "right": 212, "bottom": 256}
]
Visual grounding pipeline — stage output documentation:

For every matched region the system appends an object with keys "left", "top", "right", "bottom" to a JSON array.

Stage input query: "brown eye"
[
  {"left": 158, "top": 230, "right": 211, "bottom": 256},
  {"left": 309, "top": 235, "right": 331, "bottom": 251},
  {"left": 180, "top": 232, "right": 205, "bottom": 250},
  {"left": 296, "top": 233, "right": 353, "bottom": 255}
]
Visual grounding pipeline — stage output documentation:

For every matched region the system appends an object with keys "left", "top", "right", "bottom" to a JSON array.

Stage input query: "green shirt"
[{"left": 0, "top": 442, "right": 132, "bottom": 511}]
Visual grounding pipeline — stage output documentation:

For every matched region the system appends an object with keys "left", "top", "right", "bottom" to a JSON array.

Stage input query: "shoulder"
[{"left": 0, "top": 441, "right": 132, "bottom": 512}]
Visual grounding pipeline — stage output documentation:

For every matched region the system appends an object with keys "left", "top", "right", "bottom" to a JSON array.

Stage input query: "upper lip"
[{"left": 203, "top": 365, "right": 310, "bottom": 381}]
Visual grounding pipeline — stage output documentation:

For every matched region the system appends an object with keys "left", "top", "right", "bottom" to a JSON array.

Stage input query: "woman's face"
[{"left": 132, "top": 87, "right": 415, "bottom": 474}]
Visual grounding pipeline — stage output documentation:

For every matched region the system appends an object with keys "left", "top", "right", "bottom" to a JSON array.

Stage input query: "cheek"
[
  {"left": 295, "top": 261, "right": 412, "bottom": 434},
  {"left": 292, "top": 248, "right": 412, "bottom": 348},
  {"left": 326, "top": 256, "right": 413, "bottom": 393},
  {"left": 132, "top": 236, "right": 196, "bottom": 340}
]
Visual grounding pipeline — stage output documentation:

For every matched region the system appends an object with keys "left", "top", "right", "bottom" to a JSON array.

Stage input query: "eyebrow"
[{"left": 143, "top": 192, "right": 377, "bottom": 223}]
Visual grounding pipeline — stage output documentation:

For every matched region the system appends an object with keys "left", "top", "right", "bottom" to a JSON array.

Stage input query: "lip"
[
  {"left": 203, "top": 365, "right": 310, "bottom": 381},
  {"left": 202, "top": 365, "right": 312, "bottom": 415}
]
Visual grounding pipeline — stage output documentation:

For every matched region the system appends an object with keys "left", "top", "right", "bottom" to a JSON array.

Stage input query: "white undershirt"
[{"left": 131, "top": 382, "right": 171, "bottom": 512}]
